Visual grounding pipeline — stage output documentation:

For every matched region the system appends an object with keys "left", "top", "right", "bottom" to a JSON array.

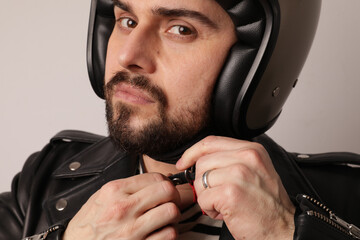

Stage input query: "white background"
[{"left": 0, "top": 0, "right": 359, "bottom": 192}]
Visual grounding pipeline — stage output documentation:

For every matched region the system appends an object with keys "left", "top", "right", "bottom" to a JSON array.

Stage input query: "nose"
[{"left": 116, "top": 25, "right": 157, "bottom": 74}]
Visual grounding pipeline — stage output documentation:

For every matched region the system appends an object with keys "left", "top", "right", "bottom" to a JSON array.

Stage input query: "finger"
[
  {"left": 196, "top": 185, "right": 227, "bottom": 220},
  {"left": 131, "top": 179, "right": 181, "bottom": 215},
  {"left": 180, "top": 143, "right": 275, "bottom": 180},
  {"left": 193, "top": 164, "right": 257, "bottom": 195},
  {"left": 124, "top": 173, "right": 170, "bottom": 194},
  {"left": 196, "top": 179, "right": 254, "bottom": 220},
  {"left": 176, "top": 136, "right": 255, "bottom": 170},
  {"left": 137, "top": 202, "right": 180, "bottom": 237},
  {"left": 194, "top": 149, "right": 267, "bottom": 176},
  {"left": 146, "top": 225, "right": 178, "bottom": 240},
  {"left": 103, "top": 173, "right": 168, "bottom": 196}
]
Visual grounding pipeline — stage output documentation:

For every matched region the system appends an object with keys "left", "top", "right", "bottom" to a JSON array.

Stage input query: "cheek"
[
  {"left": 159, "top": 63, "right": 217, "bottom": 116},
  {"left": 160, "top": 44, "right": 223, "bottom": 109},
  {"left": 164, "top": 45, "right": 227, "bottom": 100}
]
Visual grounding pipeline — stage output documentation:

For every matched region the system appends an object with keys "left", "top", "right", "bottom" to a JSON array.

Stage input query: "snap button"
[
  {"left": 56, "top": 199, "right": 68, "bottom": 211},
  {"left": 297, "top": 154, "right": 310, "bottom": 159},
  {"left": 69, "top": 161, "right": 81, "bottom": 171}
]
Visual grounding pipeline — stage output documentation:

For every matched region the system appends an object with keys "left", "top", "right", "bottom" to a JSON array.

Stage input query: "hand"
[
  {"left": 176, "top": 136, "right": 295, "bottom": 240},
  {"left": 63, "top": 173, "right": 181, "bottom": 240}
]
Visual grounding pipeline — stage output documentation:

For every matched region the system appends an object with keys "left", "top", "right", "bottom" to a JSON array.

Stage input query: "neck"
[{"left": 142, "top": 155, "right": 195, "bottom": 210}]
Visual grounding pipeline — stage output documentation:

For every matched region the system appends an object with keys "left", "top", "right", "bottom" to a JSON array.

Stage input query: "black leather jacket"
[{"left": 1, "top": 130, "right": 360, "bottom": 240}]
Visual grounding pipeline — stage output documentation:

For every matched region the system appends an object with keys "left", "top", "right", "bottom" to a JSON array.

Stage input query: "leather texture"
[
  {"left": 292, "top": 194, "right": 359, "bottom": 240},
  {"left": 294, "top": 214, "right": 353, "bottom": 240},
  {"left": 1, "top": 130, "right": 359, "bottom": 239},
  {"left": 86, "top": 0, "right": 321, "bottom": 139}
]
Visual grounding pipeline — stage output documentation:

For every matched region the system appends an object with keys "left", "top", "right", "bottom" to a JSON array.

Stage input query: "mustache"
[{"left": 105, "top": 72, "right": 167, "bottom": 107}]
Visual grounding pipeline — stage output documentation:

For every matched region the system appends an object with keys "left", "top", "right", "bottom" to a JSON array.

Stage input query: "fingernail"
[{"left": 175, "top": 159, "right": 182, "bottom": 169}]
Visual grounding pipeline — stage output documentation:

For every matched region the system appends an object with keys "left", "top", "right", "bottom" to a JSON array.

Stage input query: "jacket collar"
[
  {"left": 53, "top": 137, "right": 137, "bottom": 178},
  {"left": 45, "top": 137, "right": 139, "bottom": 225}
]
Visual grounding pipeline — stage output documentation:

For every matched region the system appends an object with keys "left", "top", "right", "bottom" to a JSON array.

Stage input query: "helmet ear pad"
[
  {"left": 87, "top": 0, "right": 115, "bottom": 99},
  {"left": 213, "top": 0, "right": 280, "bottom": 138}
]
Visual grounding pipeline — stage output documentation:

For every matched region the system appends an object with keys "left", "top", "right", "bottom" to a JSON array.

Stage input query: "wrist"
[{"left": 273, "top": 206, "right": 296, "bottom": 240}]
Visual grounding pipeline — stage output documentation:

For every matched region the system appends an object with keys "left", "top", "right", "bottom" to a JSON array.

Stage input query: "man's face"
[{"left": 105, "top": 0, "right": 236, "bottom": 155}]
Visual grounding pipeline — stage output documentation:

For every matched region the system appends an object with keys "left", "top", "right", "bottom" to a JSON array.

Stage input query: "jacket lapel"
[{"left": 44, "top": 137, "right": 139, "bottom": 225}]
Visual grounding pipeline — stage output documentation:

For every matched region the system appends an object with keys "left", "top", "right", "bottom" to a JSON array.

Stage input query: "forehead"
[
  {"left": 114, "top": 0, "right": 229, "bottom": 19},
  {"left": 113, "top": 0, "right": 235, "bottom": 31},
  {"left": 114, "top": 0, "right": 220, "bottom": 8}
]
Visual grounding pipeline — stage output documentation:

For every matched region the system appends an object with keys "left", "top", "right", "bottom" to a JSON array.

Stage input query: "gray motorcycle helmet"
[{"left": 87, "top": 0, "right": 322, "bottom": 139}]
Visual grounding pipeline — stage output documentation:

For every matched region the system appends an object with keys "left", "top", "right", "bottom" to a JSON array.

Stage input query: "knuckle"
[
  {"left": 165, "top": 227, "right": 178, "bottom": 240},
  {"left": 245, "top": 148, "right": 261, "bottom": 158},
  {"left": 230, "top": 164, "right": 250, "bottom": 180},
  {"left": 196, "top": 155, "right": 209, "bottom": 170},
  {"left": 151, "top": 172, "right": 167, "bottom": 182},
  {"left": 100, "top": 180, "right": 121, "bottom": 194},
  {"left": 202, "top": 135, "right": 218, "bottom": 146},
  {"left": 160, "top": 180, "right": 177, "bottom": 197},
  {"left": 252, "top": 142, "right": 264, "bottom": 150},
  {"left": 243, "top": 148, "right": 264, "bottom": 166},
  {"left": 165, "top": 202, "right": 181, "bottom": 220},
  {"left": 224, "top": 184, "right": 242, "bottom": 202},
  {"left": 255, "top": 142, "right": 267, "bottom": 153}
]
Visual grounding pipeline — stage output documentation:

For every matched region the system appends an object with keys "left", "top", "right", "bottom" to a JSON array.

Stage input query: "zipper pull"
[
  {"left": 330, "top": 213, "right": 360, "bottom": 239},
  {"left": 169, "top": 166, "right": 195, "bottom": 185}
]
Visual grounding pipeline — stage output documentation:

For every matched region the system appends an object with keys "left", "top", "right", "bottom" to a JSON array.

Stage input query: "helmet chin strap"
[{"left": 146, "top": 128, "right": 214, "bottom": 164}]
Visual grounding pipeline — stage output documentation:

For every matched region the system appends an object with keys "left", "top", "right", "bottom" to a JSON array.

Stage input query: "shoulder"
[
  {"left": 254, "top": 134, "right": 360, "bottom": 226},
  {"left": 15, "top": 130, "right": 138, "bottom": 233},
  {"left": 50, "top": 130, "right": 106, "bottom": 143},
  {"left": 20, "top": 130, "right": 108, "bottom": 174},
  {"left": 15, "top": 130, "right": 112, "bottom": 210},
  {"left": 253, "top": 134, "right": 360, "bottom": 167}
]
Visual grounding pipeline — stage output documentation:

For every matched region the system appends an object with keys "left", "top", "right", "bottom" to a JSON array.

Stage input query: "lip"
[{"left": 113, "top": 83, "right": 155, "bottom": 105}]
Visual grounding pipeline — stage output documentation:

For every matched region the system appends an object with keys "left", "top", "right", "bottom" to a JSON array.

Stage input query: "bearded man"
[{"left": 1, "top": 0, "right": 360, "bottom": 240}]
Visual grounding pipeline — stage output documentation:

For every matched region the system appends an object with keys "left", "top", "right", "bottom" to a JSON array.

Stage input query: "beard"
[{"left": 105, "top": 71, "right": 212, "bottom": 156}]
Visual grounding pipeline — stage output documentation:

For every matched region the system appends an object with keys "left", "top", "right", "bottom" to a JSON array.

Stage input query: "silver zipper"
[
  {"left": 330, "top": 212, "right": 360, "bottom": 239},
  {"left": 302, "top": 194, "right": 360, "bottom": 239},
  {"left": 23, "top": 225, "right": 61, "bottom": 240}
]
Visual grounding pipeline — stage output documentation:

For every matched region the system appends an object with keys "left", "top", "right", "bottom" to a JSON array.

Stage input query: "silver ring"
[{"left": 202, "top": 170, "right": 212, "bottom": 189}]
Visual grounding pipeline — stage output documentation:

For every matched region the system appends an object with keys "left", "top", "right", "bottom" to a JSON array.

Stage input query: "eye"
[
  {"left": 117, "top": 17, "right": 138, "bottom": 29},
  {"left": 167, "top": 25, "right": 194, "bottom": 36}
]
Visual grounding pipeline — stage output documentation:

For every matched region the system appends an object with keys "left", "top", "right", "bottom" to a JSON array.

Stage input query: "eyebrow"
[
  {"left": 153, "top": 8, "right": 219, "bottom": 29},
  {"left": 112, "top": 0, "right": 219, "bottom": 30},
  {"left": 112, "top": 0, "right": 133, "bottom": 13}
]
